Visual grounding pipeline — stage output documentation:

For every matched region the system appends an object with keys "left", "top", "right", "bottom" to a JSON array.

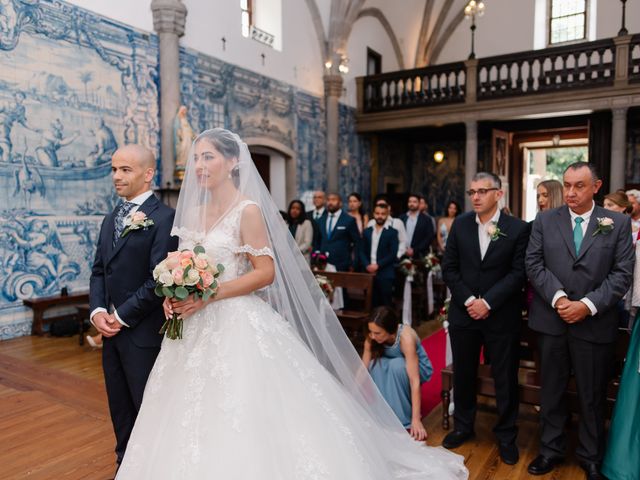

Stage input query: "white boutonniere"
[
  {"left": 592, "top": 217, "right": 614, "bottom": 237},
  {"left": 486, "top": 222, "right": 506, "bottom": 242},
  {"left": 121, "top": 211, "right": 154, "bottom": 237}
]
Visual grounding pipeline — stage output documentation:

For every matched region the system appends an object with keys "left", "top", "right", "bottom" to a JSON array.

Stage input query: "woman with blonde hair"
[{"left": 536, "top": 179, "right": 563, "bottom": 211}]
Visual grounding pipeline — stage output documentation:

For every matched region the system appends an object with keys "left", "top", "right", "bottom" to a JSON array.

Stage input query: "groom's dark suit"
[
  {"left": 442, "top": 211, "right": 529, "bottom": 444},
  {"left": 526, "top": 205, "right": 634, "bottom": 464},
  {"left": 90, "top": 193, "right": 177, "bottom": 463}
]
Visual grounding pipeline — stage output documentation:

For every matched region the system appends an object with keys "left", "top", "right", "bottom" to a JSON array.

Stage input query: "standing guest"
[
  {"left": 368, "top": 199, "right": 408, "bottom": 258},
  {"left": 537, "top": 179, "right": 564, "bottom": 212},
  {"left": 347, "top": 192, "right": 369, "bottom": 235},
  {"left": 362, "top": 306, "right": 433, "bottom": 440},
  {"left": 604, "top": 190, "right": 633, "bottom": 215},
  {"left": 400, "top": 193, "right": 435, "bottom": 259},
  {"left": 437, "top": 200, "right": 461, "bottom": 253},
  {"left": 360, "top": 203, "right": 399, "bottom": 307},
  {"left": 601, "top": 235, "right": 640, "bottom": 480},
  {"left": 526, "top": 162, "right": 634, "bottom": 479},
  {"left": 441, "top": 172, "right": 529, "bottom": 465},
  {"left": 307, "top": 190, "right": 326, "bottom": 250},
  {"left": 89, "top": 145, "right": 178, "bottom": 474},
  {"left": 626, "top": 189, "right": 640, "bottom": 243},
  {"left": 317, "top": 192, "right": 360, "bottom": 271},
  {"left": 286, "top": 199, "right": 313, "bottom": 262},
  {"left": 418, "top": 196, "right": 437, "bottom": 231}
]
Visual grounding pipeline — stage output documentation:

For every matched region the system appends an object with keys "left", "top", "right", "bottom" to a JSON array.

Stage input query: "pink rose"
[
  {"left": 172, "top": 268, "right": 184, "bottom": 285},
  {"left": 180, "top": 258, "right": 193, "bottom": 268},
  {"left": 201, "top": 272, "right": 214, "bottom": 288},
  {"left": 179, "top": 251, "right": 194, "bottom": 260},
  {"left": 166, "top": 256, "right": 180, "bottom": 269},
  {"left": 194, "top": 257, "right": 208, "bottom": 270},
  {"left": 131, "top": 211, "right": 147, "bottom": 223}
]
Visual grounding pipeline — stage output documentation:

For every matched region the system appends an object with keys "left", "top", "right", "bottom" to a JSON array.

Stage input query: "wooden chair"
[
  {"left": 319, "top": 271, "right": 374, "bottom": 352},
  {"left": 23, "top": 292, "right": 90, "bottom": 339},
  {"left": 440, "top": 321, "right": 631, "bottom": 429}
]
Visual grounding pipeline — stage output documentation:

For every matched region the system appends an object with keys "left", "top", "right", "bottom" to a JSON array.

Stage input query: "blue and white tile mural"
[{"left": 0, "top": 1, "right": 370, "bottom": 339}]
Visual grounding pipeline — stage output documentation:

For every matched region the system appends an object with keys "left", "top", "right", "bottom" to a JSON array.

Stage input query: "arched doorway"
[{"left": 245, "top": 138, "right": 296, "bottom": 211}]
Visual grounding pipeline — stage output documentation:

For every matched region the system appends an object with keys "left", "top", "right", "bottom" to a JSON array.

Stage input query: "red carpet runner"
[{"left": 420, "top": 328, "right": 446, "bottom": 416}]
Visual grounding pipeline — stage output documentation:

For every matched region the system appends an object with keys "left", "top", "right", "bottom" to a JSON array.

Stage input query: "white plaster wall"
[
  {"left": 65, "top": 0, "right": 154, "bottom": 32},
  {"left": 436, "top": 0, "right": 640, "bottom": 64},
  {"left": 343, "top": 15, "right": 401, "bottom": 107}
]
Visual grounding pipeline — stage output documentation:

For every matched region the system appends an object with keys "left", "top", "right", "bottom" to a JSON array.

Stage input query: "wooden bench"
[
  {"left": 318, "top": 271, "right": 374, "bottom": 351},
  {"left": 440, "top": 321, "right": 631, "bottom": 429},
  {"left": 23, "top": 292, "right": 90, "bottom": 342}
]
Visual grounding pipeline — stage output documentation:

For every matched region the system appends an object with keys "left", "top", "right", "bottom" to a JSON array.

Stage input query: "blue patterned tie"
[
  {"left": 113, "top": 201, "right": 136, "bottom": 247},
  {"left": 573, "top": 217, "right": 584, "bottom": 255}
]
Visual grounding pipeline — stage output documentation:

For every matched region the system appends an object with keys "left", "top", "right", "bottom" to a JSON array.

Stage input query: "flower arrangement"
[
  {"left": 153, "top": 245, "right": 225, "bottom": 340},
  {"left": 423, "top": 250, "right": 441, "bottom": 274},
  {"left": 593, "top": 217, "right": 614, "bottom": 236},
  {"left": 311, "top": 251, "right": 329, "bottom": 271},
  {"left": 121, "top": 211, "right": 154, "bottom": 237},
  {"left": 399, "top": 257, "right": 418, "bottom": 279},
  {"left": 437, "top": 298, "right": 450, "bottom": 327},
  {"left": 486, "top": 222, "right": 506, "bottom": 242},
  {"left": 314, "top": 274, "right": 334, "bottom": 301}
]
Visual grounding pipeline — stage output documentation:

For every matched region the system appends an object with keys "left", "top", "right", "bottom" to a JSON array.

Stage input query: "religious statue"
[{"left": 173, "top": 105, "right": 196, "bottom": 182}]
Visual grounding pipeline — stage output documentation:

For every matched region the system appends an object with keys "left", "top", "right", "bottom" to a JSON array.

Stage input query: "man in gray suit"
[{"left": 525, "top": 162, "right": 634, "bottom": 480}]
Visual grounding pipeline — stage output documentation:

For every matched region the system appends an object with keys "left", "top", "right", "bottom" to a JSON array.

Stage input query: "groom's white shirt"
[{"left": 90, "top": 189, "right": 155, "bottom": 327}]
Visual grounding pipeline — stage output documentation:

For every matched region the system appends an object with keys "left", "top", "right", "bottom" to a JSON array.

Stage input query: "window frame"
[
  {"left": 547, "top": 0, "right": 589, "bottom": 46},
  {"left": 241, "top": 0, "right": 254, "bottom": 38}
]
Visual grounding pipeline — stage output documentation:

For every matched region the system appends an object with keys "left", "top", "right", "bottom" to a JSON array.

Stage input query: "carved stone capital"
[
  {"left": 612, "top": 106, "right": 628, "bottom": 120},
  {"left": 323, "top": 74, "right": 344, "bottom": 98},
  {"left": 151, "top": 0, "right": 187, "bottom": 37}
]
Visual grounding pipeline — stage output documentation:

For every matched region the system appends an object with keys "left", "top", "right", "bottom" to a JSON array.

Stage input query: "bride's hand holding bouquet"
[{"left": 154, "top": 245, "right": 224, "bottom": 339}]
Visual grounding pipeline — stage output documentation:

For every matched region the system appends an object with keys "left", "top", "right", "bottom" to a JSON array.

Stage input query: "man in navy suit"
[
  {"left": 317, "top": 192, "right": 360, "bottom": 271},
  {"left": 89, "top": 145, "right": 178, "bottom": 470},
  {"left": 360, "top": 203, "right": 399, "bottom": 307},
  {"left": 400, "top": 193, "right": 435, "bottom": 258}
]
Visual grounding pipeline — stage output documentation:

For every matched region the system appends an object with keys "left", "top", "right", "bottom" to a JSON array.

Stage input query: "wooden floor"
[{"left": 0, "top": 334, "right": 588, "bottom": 480}]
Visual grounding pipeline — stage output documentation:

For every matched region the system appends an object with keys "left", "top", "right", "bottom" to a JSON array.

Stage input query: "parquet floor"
[{"left": 0, "top": 334, "right": 588, "bottom": 480}]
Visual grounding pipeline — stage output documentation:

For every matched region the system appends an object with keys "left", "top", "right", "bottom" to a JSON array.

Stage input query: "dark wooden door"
[{"left": 251, "top": 153, "right": 270, "bottom": 189}]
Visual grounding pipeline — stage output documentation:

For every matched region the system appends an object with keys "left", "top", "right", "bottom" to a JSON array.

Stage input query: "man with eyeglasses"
[{"left": 441, "top": 172, "right": 529, "bottom": 466}]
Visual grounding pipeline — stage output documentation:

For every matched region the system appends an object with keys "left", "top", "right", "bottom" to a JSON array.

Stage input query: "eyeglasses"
[{"left": 466, "top": 188, "right": 499, "bottom": 197}]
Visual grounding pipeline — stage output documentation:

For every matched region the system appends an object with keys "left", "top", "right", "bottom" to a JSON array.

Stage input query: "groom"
[{"left": 90, "top": 145, "right": 178, "bottom": 469}]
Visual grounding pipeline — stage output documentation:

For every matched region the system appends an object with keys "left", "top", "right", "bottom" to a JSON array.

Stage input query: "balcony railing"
[
  {"left": 477, "top": 38, "right": 615, "bottom": 100},
  {"left": 362, "top": 62, "right": 466, "bottom": 113},
  {"left": 631, "top": 34, "right": 640, "bottom": 83},
  {"left": 357, "top": 34, "right": 638, "bottom": 114}
]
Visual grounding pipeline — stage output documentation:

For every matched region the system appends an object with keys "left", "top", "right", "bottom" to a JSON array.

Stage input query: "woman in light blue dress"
[
  {"left": 362, "top": 307, "right": 433, "bottom": 440},
  {"left": 436, "top": 200, "right": 461, "bottom": 253}
]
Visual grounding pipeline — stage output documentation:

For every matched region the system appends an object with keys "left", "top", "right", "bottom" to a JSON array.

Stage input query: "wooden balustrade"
[
  {"left": 477, "top": 38, "right": 616, "bottom": 100},
  {"left": 362, "top": 62, "right": 466, "bottom": 113},
  {"left": 631, "top": 34, "right": 640, "bottom": 83}
]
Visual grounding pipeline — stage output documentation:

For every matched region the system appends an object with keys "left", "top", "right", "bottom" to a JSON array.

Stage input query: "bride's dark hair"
[{"left": 196, "top": 128, "right": 240, "bottom": 160}]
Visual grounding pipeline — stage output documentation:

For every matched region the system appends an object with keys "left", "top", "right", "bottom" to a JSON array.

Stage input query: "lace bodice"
[{"left": 173, "top": 200, "right": 274, "bottom": 283}]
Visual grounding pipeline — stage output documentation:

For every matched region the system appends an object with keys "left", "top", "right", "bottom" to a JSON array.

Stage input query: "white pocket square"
[{"left": 336, "top": 226, "right": 346, "bottom": 230}]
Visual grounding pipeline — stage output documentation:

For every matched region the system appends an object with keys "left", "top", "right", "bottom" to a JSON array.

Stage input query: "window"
[
  {"left": 241, "top": 0, "right": 253, "bottom": 38},
  {"left": 549, "top": 0, "right": 587, "bottom": 44},
  {"left": 366, "top": 48, "right": 382, "bottom": 76}
]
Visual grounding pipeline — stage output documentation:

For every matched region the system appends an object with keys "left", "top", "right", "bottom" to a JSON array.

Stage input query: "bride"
[{"left": 116, "top": 128, "right": 468, "bottom": 479}]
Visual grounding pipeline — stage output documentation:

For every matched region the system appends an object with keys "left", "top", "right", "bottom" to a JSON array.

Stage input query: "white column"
[
  {"left": 151, "top": 0, "right": 187, "bottom": 187},
  {"left": 610, "top": 107, "right": 628, "bottom": 191},
  {"left": 324, "top": 74, "right": 343, "bottom": 193},
  {"left": 465, "top": 120, "right": 478, "bottom": 211}
]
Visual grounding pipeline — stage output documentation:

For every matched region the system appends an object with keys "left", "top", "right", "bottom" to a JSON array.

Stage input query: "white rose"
[
  {"left": 486, "top": 224, "right": 497, "bottom": 237},
  {"left": 159, "top": 271, "right": 174, "bottom": 286},
  {"left": 600, "top": 217, "right": 614, "bottom": 227},
  {"left": 184, "top": 268, "right": 201, "bottom": 286}
]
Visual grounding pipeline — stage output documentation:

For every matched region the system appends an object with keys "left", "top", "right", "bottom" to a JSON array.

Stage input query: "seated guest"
[
  {"left": 317, "top": 192, "right": 360, "bottom": 271},
  {"left": 367, "top": 199, "right": 408, "bottom": 258},
  {"left": 360, "top": 203, "right": 399, "bottom": 307},
  {"left": 362, "top": 306, "right": 433, "bottom": 441},
  {"left": 287, "top": 199, "right": 313, "bottom": 262},
  {"left": 400, "top": 193, "right": 435, "bottom": 259},
  {"left": 602, "top": 235, "right": 640, "bottom": 480},
  {"left": 536, "top": 179, "right": 563, "bottom": 212},
  {"left": 437, "top": 200, "right": 461, "bottom": 253},
  {"left": 347, "top": 192, "right": 369, "bottom": 235}
]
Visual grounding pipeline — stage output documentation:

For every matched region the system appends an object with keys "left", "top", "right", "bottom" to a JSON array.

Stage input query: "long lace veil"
[{"left": 171, "top": 128, "right": 466, "bottom": 478}]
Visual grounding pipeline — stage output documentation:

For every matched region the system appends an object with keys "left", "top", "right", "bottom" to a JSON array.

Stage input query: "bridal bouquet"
[{"left": 153, "top": 245, "right": 225, "bottom": 340}]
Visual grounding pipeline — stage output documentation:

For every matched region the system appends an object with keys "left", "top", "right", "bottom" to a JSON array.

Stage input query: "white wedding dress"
[{"left": 116, "top": 200, "right": 467, "bottom": 479}]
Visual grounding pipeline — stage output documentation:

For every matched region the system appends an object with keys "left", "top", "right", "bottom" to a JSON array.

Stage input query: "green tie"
[{"left": 573, "top": 217, "right": 584, "bottom": 255}]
